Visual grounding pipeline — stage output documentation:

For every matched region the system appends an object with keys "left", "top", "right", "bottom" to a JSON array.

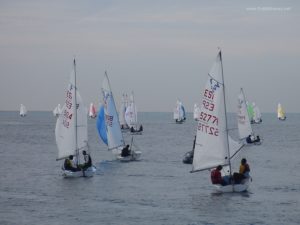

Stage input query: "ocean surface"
[{"left": 0, "top": 111, "right": 299, "bottom": 225}]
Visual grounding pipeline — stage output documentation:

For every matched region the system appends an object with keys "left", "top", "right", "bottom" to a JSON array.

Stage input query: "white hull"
[
  {"left": 213, "top": 178, "right": 251, "bottom": 193},
  {"left": 112, "top": 148, "right": 142, "bottom": 161},
  {"left": 62, "top": 166, "right": 96, "bottom": 178}
]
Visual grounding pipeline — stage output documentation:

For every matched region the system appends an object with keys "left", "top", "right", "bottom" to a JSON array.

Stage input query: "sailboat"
[
  {"left": 237, "top": 88, "right": 261, "bottom": 145},
  {"left": 89, "top": 103, "right": 97, "bottom": 118},
  {"left": 119, "top": 93, "right": 129, "bottom": 130},
  {"left": 191, "top": 50, "right": 250, "bottom": 193},
  {"left": 173, "top": 100, "right": 186, "bottom": 123},
  {"left": 125, "top": 92, "right": 143, "bottom": 134},
  {"left": 193, "top": 103, "right": 200, "bottom": 121},
  {"left": 246, "top": 102, "right": 254, "bottom": 124},
  {"left": 252, "top": 102, "right": 262, "bottom": 123},
  {"left": 20, "top": 104, "right": 27, "bottom": 117},
  {"left": 100, "top": 72, "right": 141, "bottom": 161},
  {"left": 53, "top": 104, "right": 62, "bottom": 117},
  {"left": 277, "top": 103, "right": 286, "bottom": 120},
  {"left": 55, "top": 59, "right": 96, "bottom": 177}
]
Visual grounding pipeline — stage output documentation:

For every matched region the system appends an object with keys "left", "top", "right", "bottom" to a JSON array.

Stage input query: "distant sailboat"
[
  {"left": 277, "top": 103, "right": 286, "bottom": 120},
  {"left": 53, "top": 104, "right": 62, "bottom": 117},
  {"left": 191, "top": 50, "right": 249, "bottom": 193},
  {"left": 237, "top": 89, "right": 261, "bottom": 145},
  {"left": 89, "top": 103, "right": 97, "bottom": 118},
  {"left": 20, "top": 104, "right": 27, "bottom": 117},
  {"left": 173, "top": 100, "right": 186, "bottom": 123},
  {"left": 252, "top": 102, "right": 262, "bottom": 124},
  {"left": 193, "top": 104, "right": 200, "bottom": 121},
  {"left": 55, "top": 59, "right": 96, "bottom": 177},
  {"left": 101, "top": 72, "right": 141, "bottom": 161},
  {"left": 125, "top": 92, "right": 143, "bottom": 134},
  {"left": 119, "top": 93, "right": 129, "bottom": 130}
]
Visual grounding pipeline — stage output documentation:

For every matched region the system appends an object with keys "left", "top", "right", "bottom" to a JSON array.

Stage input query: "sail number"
[
  {"left": 204, "top": 89, "right": 214, "bottom": 100},
  {"left": 202, "top": 100, "right": 215, "bottom": 111},
  {"left": 198, "top": 123, "right": 219, "bottom": 136},
  {"left": 199, "top": 112, "right": 218, "bottom": 125}
]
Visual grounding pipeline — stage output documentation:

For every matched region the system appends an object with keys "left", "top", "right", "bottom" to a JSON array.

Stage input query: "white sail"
[
  {"left": 174, "top": 100, "right": 185, "bottom": 121},
  {"left": 102, "top": 72, "right": 125, "bottom": 150},
  {"left": 237, "top": 88, "right": 253, "bottom": 140},
  {"left": 125, "top": 92, "right": 138, "bottom": 129},
  {"left": 53, "top": 104, "right": 62, "bottom": 117},
  {"left": 252, "top": 102, "right": 261, "bottom": 123},
  {"left": 277, "top": 103, "right": 286, "bottom": 120},
  {"left": 55, "top": 60, "right": 88, "bottom": 160},
  {"left": 119, "top": 94, "right": 128, "bottom": 128},
  {"left": 20, "top": 104, "right": 27, "bottom": 116},
  {"left": 192, "top": 51, "right": 229, "bottom": 172},
  {"left": 89, "top": 103, "right": 97, "bottom": 118},
  {"left": 193, "top": 103, "right": 200, "bottom": 120}
]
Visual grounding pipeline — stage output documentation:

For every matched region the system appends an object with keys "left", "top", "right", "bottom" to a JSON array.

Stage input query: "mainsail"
[
  {"left": 125, "top": 92, "right": 138, "bottom": 129},
  {"left": 192, "top": 51, "right": 242, "bottom": 173},
  {"left": 277, "top": 103, "right": 286, "bottom": 120},
  {"left": 102, "top": 72, "right": 125, "bottom": 150},
  {"left": 55, "top": 59, "right": 88, "bottom": 161},
  {"left": 237, "top": 88, "right": 253, "bottom": 140},
  {"left": 20, "top": 104, "right": 27, "bottom": 116}
]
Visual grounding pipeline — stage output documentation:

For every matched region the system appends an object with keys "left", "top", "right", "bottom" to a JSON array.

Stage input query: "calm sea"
[{"left": 0, "top": 111, "right": 299, "bottom": 225}]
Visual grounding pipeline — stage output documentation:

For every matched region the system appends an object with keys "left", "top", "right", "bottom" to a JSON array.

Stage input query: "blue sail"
[{"left": 96, "top": 105, "right": 108, "bottom": 145}]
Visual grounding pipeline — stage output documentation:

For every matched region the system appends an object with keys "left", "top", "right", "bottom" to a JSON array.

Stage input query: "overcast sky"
[{"left": 0, "top": 0, "right": 299, "bottom": 112}]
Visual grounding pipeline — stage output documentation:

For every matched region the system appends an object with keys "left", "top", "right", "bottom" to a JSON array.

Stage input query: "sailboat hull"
[
  {"left": 113, "top": 148, "right": 142, "bottom": 161},
  {"left": 213, "top": 178, "right": 251, "bottom": 193},
  {"left": 62, "top": 166, "right": 96, "bottom": 178}
]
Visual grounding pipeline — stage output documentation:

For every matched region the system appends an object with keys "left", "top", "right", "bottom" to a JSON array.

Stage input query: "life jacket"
[
  {"left": 211, "top": 170, "right": 222, "bottom": 184},
  {"left": 239, "top": 163, "right": 250, "bottom": 174}
]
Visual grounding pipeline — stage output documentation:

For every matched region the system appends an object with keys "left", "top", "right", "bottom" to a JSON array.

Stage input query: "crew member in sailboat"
[
  {"left": 121, "top": 145, "right": 131, "bottom": 157},
  {"left": 233, "top": 158, "right": 250, "bottom": 184},
  {"left": 211, "top": 165, "right": 229, "bottom": 186},
  {"left": 80, "top": 150, "right": 92, "bottom": 170},
  {"left": 64, "top": 155, "right": 81, "bottom": 172}
]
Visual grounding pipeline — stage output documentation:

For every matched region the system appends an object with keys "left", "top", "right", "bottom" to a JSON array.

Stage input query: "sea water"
[{"left": 0, "top": 111, "right": 299, "bottom": 225}]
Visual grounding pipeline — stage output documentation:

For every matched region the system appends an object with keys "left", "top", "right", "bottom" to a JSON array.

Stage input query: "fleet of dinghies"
[{"left": 22, "top": 51, "right": 276, "bottom": 191}]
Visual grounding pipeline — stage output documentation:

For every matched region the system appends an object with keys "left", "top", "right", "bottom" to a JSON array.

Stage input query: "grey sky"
[{"left": 0, "top": 0, "right": 299, "bottom": 112}]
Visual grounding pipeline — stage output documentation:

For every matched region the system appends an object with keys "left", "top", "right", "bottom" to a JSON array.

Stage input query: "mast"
[
  {"left": 219, "top": 50, "right": 232, "bottom": 177},
  {"left": 74, "top": 58, "right": 79, "bottom": 165}
]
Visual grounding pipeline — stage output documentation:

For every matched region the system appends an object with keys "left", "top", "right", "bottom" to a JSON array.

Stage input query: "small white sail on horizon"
[
  {"left": 193, "top": 103, "right": 200, "bottom": 121},
  {"left": 252, "top": 102, "right": 262, "bottom": 123},
  {"left": 277, "top": 103, "right": 286, "bottom": 120},
  {"left": 119, "top": 93, "right": 129, "bottom": 129},
  {"left": 53, "top": 104, "right": 62, "bottom": 117},
  {"left": 174, "top": 100, "right": 186, "bottom": 123},
  {"left": 89, "top": 103, "right": 97, "bottom": 118},
  {"left": 20, "top": 104, "right": 27, "bottom": 117}
]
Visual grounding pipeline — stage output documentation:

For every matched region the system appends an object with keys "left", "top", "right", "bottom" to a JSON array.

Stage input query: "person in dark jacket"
[{"left": 121, "top": 145, "right": 131, "bottom": 157}]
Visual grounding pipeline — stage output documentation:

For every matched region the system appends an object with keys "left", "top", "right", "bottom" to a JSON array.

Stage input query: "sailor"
[
  {"left": 64, "top": 155, "right": 80, "bottom": 172},
  {"left": 81, "top": 150, "right": 92, "bottom": 170},
  {"left": 210, "top": 165, "right": 228, "bottom": 186},
  {"left": 121, "top": 145, "right": 131, "bottom": 157},
  {"left": 233, "top": 158, "right": 250, "bottom": 183}
]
